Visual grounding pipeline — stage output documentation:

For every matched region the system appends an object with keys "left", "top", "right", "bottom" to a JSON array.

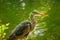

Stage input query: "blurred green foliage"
[
  {"left": 0, "top": 0, "right": 60, "bottom": 40},
  {"left": 0, "top": 23, "right": 9, "bottom": 40}
]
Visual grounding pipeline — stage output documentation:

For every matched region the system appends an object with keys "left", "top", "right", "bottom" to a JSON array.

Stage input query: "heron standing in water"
[{"left": 6, "top": 10, "right": 47, "bottom": 40}]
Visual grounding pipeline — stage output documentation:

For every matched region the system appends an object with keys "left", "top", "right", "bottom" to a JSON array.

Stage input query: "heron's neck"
[{"left": 30, "top": 14, "right": 37, "bottom": 27}]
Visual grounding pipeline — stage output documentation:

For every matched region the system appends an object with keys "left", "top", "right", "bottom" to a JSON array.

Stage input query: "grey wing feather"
[
  {"left": 7, "top": 21, "right": 31, "bottom": 40},
  {"left": 13, "top": 21, "right": 31, "bottom": 36}
]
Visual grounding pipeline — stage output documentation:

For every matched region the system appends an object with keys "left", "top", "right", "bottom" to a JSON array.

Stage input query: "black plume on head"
[
  {"left": 32, "top": 10, "right": 39, "bottom": 14},
  {"left": 32, "top": 10, "right": 37, "bottom": 13}
]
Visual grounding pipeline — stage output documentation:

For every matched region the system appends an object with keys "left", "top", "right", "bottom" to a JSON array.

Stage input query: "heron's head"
[{"left": 31, "top": 10, "right": 47, "bottom": 16}]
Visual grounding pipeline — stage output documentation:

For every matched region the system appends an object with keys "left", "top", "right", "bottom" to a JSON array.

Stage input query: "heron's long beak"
[
  {"left": 34, "top": 12, "right": 48, "bottom": 16},
  {"left": 39, "top": 12, "right": 48, "bottom": 16}
]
